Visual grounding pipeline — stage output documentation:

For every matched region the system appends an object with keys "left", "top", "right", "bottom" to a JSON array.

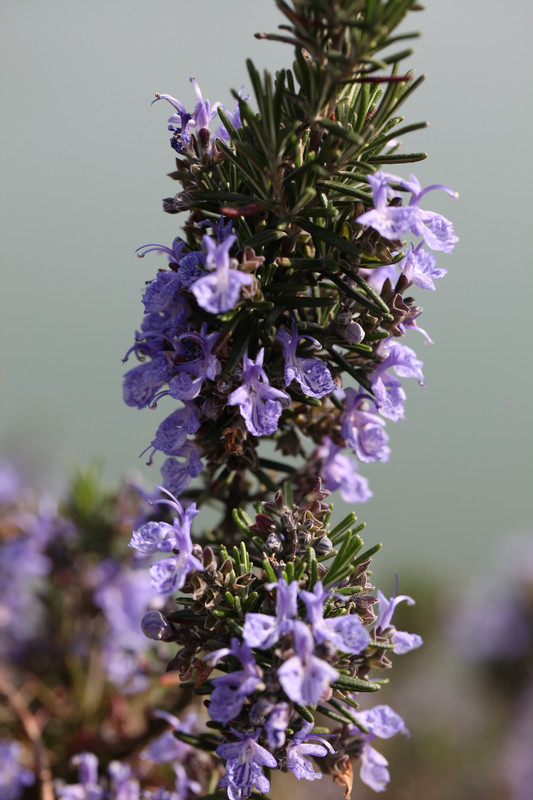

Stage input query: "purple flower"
[
  {"left": 300, "top": 580, "right": 370, "bottom": 655},
  {"left": 191, "top": 234, "right": 252, "bottom": 314},
  {"left": 133, "top": 497, "right": 202, "bottom": 594},
  {"left": 140, "top": 404, "right": 201, "bottom": 465},
  {"left": 242, "top": 577, "right": 298, "bottom": 649},
  {"left": 315, "top": 438, "right": 373, "bottom": 504},
  {"left": 0, "top": 740, "right": 35, "bottom": 800},
  {"left": 276, "top": 319, "right": 335, "bottom": 399},
  {"left": 148, "top": 527, "right": 203, "bottom": 595},
  {"left": 55, "top": 752, "right": 103, "bottom": 800},
  {"left": 341, "top": 388, "right": 390, "bottom": 463},
  {"left": 129, "top": 500, "right": 199, "bottom": 555},
  {"left": 122, "top": 357, "right": 168, "bottom": 409},
  {"left": 141, "top": 711, "right": 197, "bottom": 764},
  {"left": 375, "top": 580, "right": 423, "bottom": 654},
  {"left": 107, "top": 761, "right": 141, "bottom": 800},
  {"left": 91, "top": 560, "right": 157, "bottom": 690},
  {"left": 216, "top": 730, "right": 277, "bottom": 800},
  {"left": 357, "top": 170, "right": 458, "bottom": 253},
  {"left": 205, "top": 639, "right": 264, "bottom": 725},
  {"left": 356, "top": 171, "right": 415, "bottom": 241},
  {"left": 141, "top": 271, "right": 183, "bottom": 314},
  {"left": 401, "top": 242, "right": 447, "bottom": 290},
  {"left": 371, "top": 340, "right": 425, "bottom": 422},
  {"left": 277, "top": 621, "right": 339, "bottom": 706},
  {"left": 264, "top": 702, "right": 290, "bottom": 749},
  {"left": 160, "top": 441, "right": 203, "bottom": 497},
  {"left": 227, "top": 349, "right": 290, "bottom": 437},
  {"left": 350, "top": 705, "right": 409, "bottom": 793},
  {"left": 286, "top": 721, "right": 335, "bottom": 781},
  {"left": 136, "top": 235, "right": 185, "bottom": 264}
]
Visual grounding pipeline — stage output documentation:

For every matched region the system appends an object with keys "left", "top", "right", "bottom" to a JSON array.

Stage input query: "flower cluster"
[
  {"left": 128, "top": 482, "right": 421, "bottom": 797},
  {"left": 124, "top": 90, "right": 457, "bottom": 513}
]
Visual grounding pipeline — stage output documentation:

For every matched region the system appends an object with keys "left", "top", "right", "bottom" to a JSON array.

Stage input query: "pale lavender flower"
[
  {"left": 107, "top": 761, "right": 142, "bottom": 800},
  {"left": 356, "top": 171, "right": 415, "bottom": 241},
  {"left": 264, "top": 702, "right": 290, "bottom": 749},
  {"left": 242, "top": 577, "right": 298, "bottom": 649},
  {"left": 300, "top": 580, "right": 370, "bottom": 654},
  {"left": 130, "top": 500, "right": 199, "bottom": 555},
  {"left": 286, "top": 721, "right": 335, "bottom": 781},
  {"left": 216, "top": 730, "right": 277, "bottom": 800},
  {"left": 0, "top": 458, "right": 21, "bottom": 504},
  {"left": 148, "top": 530, "right": 203, "bottom": 595},
  {"left": 371, "top": 340, "right": 425, "bottom": 422},
  {"left": 276, "top": 319, "right": 335, "bottom": 399},
  {"left": 205, "top": 639, "right": 264, "bottom": 725},
  {"left": 401, "top": 242, "right": 447, "bottom": 290},
  {"left": 227, "top": 348, "right": 290, "bottom": 437},
  {"left": 315, "top": 437, "right": 373, "bottom": 504},
  {"left": 191, "top": 234, "right": 252, "bottom": 314},
  {"left": 341, "top": 388, "right": 390, "bottom": 463},
  {"left": 141, "top": 711, "right": 197, "bottom": 764},
  {"left": 277, "top": 621, "right": 339, "bottom": 706},
  {"left": 357, "top": 170, "right": 458, "bottom": 253},
  {"left": 351, "top": 705, "right": 409, "bottom": 793},
  {"left": 55, "top": 752, "right": 103, "bottom": 800},
  {"left": 91, "top": 560, "right": 157, "bottom": 690},
  {"left": 0, "top": 740, "right": 35, "bottom": 800},
  {"left": 375, "top": 579, "right": 423, "bottom": 654}
]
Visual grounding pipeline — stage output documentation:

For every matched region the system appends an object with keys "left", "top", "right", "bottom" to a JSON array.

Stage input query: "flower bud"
[{"left": 141, "top": 610, "right": 175, "bottom": 641}]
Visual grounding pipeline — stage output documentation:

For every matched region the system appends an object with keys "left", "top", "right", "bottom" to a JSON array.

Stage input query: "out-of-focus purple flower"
[
  {"left": 357, "top": 170, "right": 458, "bottom": 253},
  {"left": 141, "top": 711, "right": 197, "bottom": 765},
  {"left": 227, "top": 348, "right": 290, "bottom": 437},
  {"left": 276, "top": 319, "right": 335, "bottom": 399},
  {"left": 191, "top": 234, "right": 252, "bottom": 314},
  {"left": 401, "top": 242, "right": 447, "bottom": 290},
  {"left": 205, "top": 638, "right": 264, "bottom": 725},
  {"left": 0, "top": 740, "right": 35, "bottom": 800},
  {"left": 0, "top": 527, "right": 51, "bottom": 658},
  {"left": 341, "top": 388, "right": 390, "bottom": 463},
  {"left": 55, "top": 752, "right": 103, "bottom": 800},
  {"left": 91, "top": 560, "right": 158, "bottom": 690},
  {"left": 375, "top": 581, "right": 423, "bottom": 654},
  {"left": 277, "top": 621, "right": 339, "bottom": 706},
  {"left": 242, "top": 577, "right": 298, "bottom": 649},
  {"left": 371, "top": 340, "right": 424, "bottom": 422},
  {"left": 358, "top": 264, "right": 398, "bottom": 294},
  {"left": 286, "top": 720, "right": 335, "bottom": 781},
  {"left": 300, "top": 580, "right": 370, "bottom": 655},
  {"left": 0, "top": 458, "right": 21, "bottom": 504},
  {"left": 315, "top": 438, "right": 373, "bottom": 504},
  {"left": 107, "top": 761, "right": 141, "bottom": 800},
  {"left": 216, "top": 730, "right": 277, "bottom": 800}
]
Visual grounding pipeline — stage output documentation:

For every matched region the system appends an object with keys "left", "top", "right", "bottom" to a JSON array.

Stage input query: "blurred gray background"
[{"left": 1, "top": 0, "right": 532, "bottom": 582}]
